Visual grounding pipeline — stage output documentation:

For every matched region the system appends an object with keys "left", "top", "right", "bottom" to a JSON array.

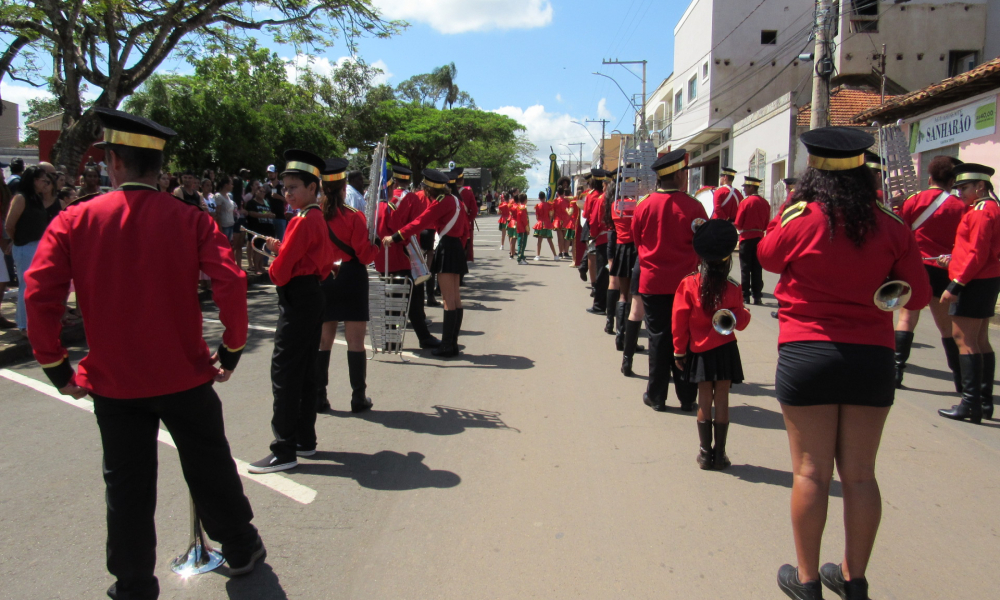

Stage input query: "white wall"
[
  {"left": 988, "top": 0, "right": 1000, "bottom": 60},
  {"left": 731, "top": 94, "right": 796, "bottom": 206}
]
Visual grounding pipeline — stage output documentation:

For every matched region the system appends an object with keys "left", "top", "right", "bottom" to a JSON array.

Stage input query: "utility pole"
[
  {"left": 586, "top": 119, "right": 609, "bottom": 168},
  {"left": 603, "top": 59, "right": 648, "bottom": 135},
  {"left": 810, "top": 0, "right": 834, "bottom": 130},
  {"left": 568, "top": 142, "right": 584, "bottom": 181},
  {"left": 872, "top": 43, "right": 888, "bottom": 104}
]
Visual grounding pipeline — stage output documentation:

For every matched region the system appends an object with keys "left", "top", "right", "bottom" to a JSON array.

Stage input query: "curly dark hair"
[
  {"left": 699, "top": 258, "right": 733, "bottom": 314},
  {"left": 320, "top": 179, "right": 348, "bottom": 221},
  {"left": 792, "top": 165, "right": 878, "bottom": 247},
  {"left": 557, "top": 176, "right": 571, "bottom": 194}
]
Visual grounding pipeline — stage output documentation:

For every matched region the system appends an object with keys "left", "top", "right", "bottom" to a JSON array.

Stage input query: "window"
[
  {"left": 761, "top": 30, "right": 777, "bottom": 45},
  {"left": 748, "top": 148, "right": 767, "bottom": 180},
  {"left": 688, "top": 76, "right": 698, "bottom": 102},
  {"left": 674, "top": 91, "right": 683, "bottom": 113},
  {"left": 702, "top": 61, "right": 709, "bottom": 80},
  {"left": 851, "top": 0, "right": 878, "bottom": 33},
  {"left": 949, "top": 51, "right": 979, "bottom": 77},
  {"left": 721, "top": 148, "right": 730, "bottom": 169}
]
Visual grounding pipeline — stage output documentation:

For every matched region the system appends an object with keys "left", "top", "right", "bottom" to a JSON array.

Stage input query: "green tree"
[
  {"left": 395, "top": 62, "right": 475, "bottom": 109},
  {"left": 453, "top": 132, "right": 537, "bottom": 192},
  {"left": 21, "top": 95, "right": 62, "bottom": 146},
  {"left": 0, "top": 1, "right": 401, "bottom": 171}
]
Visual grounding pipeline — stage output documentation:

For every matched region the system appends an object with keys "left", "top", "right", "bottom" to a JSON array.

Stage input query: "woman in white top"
[{"left": 213, "top": 175, "right": 236, "bottom": 242}]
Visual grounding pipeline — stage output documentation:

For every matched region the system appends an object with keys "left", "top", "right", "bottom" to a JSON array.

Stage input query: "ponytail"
[{"left": 698, "top": 258, "right": 732, "bottom": 314}]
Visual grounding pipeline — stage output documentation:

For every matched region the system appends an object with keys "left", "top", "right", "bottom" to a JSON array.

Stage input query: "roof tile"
[{"left": 797, "top": 88, "right": 895, "bottom": 127}]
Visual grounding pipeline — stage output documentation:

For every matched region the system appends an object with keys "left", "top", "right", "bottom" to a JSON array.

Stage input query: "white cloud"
[
  {"left": 492, "top": 104, "right": 598, "bottom": 193},
  {"left": 597, "top": 98, "right": 613, "bottom": 120},
  {"left": 555, "top": 93, "right": 562, "bottom": 103},
  {"left": 375, "top": 0, "right": 553, "bottom": 34},
  {"left": 285, "top": 54, "right": 393, "bottom": 85}
]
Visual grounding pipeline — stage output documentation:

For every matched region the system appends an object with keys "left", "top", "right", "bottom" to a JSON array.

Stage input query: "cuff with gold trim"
[
  {"left": 392, "top": 232, "right": 404, "bottom": 244},
  {"left": 674, "top": 353, "right": 687, "bottom": 359},
  {"left": 217, "top": 343, "right": 245, "bottom": 371},
  {"left": 41, "top": 358, "right": 75, "bottom": 390},
  {"left": 946, "top": 280, "right": 965, "bottom": 295}
]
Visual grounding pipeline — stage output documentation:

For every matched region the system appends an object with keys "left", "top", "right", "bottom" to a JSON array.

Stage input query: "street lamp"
[
  {"left": 592, "top": 72, "right": 641, "bottom": 115},
  {"left": 570, "top": 121, "right": 600, "bottom": 146}
]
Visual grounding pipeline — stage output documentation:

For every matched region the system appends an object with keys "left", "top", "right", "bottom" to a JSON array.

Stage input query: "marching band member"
[
  {"left": 631, "top": 149, "right": 707, "bottom": 411},
  {"left": 249, "top": 150, "right": 335, "bottom": 474},
  {"left": 939, "top": 163, "right": 1000, "bottom": 424},
  {"left": 26, "top": 108, "right": 265, "bottom": 592},
  {"left": 498, "top": 191, "right": 511, "bottom": 250},
  {"left": 893, "top": 156, "right": 966, "bottom": 390},
  {"left": 585, "top": 168, "right": 610, "bottom": 315},
  {"left": 316, "top": 158, "right": 380, "bottom": 415},
  {"left": 758, "top": 127, "right": 930, "bottom": 600},
  {"left": 507, "top": 193, "right": 519, "bottom": 259},
  {"left": 384, "top": 169, "right": 469, "bottom": 358},
  {"left": 567, "top": 186, "right": 583, "bottom": 268},
  {"left": 455, "top": 168, "right": 478, "bottom": 265},
  {"left": 514, "top": 193, "right": 530, "bottom": 264},
  {"left": 605, "top": 175, "right": 638, "bottom": 345},
  {"left": 672, "top": 220, "right": 750, "bottom": 471},
  {"left": 712, "top": 166, "right": 743, "bottom": 222},
  {"left": 780, "top": 177, "right": 798, "bottom": 212},
  {"left": 734, "top": 176, "right": 770, "bottom": 305},
  {"left": 533, "top": 190, "right": 558, "bottom": 260},
  {"left": 552, "top": 178, "right": 571, "bottom": 258},
  {"left": 866, "top": 151, "right": 888, "bottom": 205}
]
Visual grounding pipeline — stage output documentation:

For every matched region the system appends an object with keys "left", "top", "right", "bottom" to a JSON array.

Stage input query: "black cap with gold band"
[
  {"left": 422, "top": 168, "right": 449, "bottom": 190},
  {"left": 391, "top": 165, "right": 412, "bottom": 180},
  {"left": 864, "top": 151, "right": 887, "bottom": 173},
  {"left": 591, "top": 167, "right": 608, "bottom": 181},
  {"left": 281, "top": 149, "right": 324, "bottom": 181},
  {"left": 453, "top": 167, "right": 465, "bottom": 179},
  {"left": 94, "top": 107, "right": 176, "bottom": 151},
  {"left": 800, "top": 126, "right": 874, "bottom": 172},
  {"left": 953, "top": 163, "right": 995, "bottom": 184},
  {"left": 322, "top": 157, "right": 349, "bottom": 182},
  {"left": 744, "top": 176, "right": 762, "bottom": 187},
  {"left": 651, "top": 148, "right": 689, "bottom": 177},
  {"left": 721, "top": 166, "right": 737, "bottom": 177}
]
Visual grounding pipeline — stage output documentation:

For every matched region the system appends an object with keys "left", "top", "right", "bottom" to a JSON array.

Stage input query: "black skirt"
[
  {"left": 685, "top": 340, "right": 744, "bottom": 384},
  {"left": 949, "top": 276, "right": 1000, "bottom": 319},
  {"left": 776, "top": 341, "right": 894, "bottom": 407},
  {"left": 925, "top": 264, "right": 950, "bottom": 299},
  {"left": 610, "top": 241, "right": 638, "bottom": 277},
  {"left": 432, "top": 235, "right": 469, "bottom": 275},
  {"left": 321, "top": 261, "right": 370, "bottom": 323},
  {"left": 419, "top": 229, "right": 436, "bottom": 252}
]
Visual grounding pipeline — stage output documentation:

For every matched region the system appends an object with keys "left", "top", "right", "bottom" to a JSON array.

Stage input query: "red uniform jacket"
[
  {"left": 397, "top": 193, "right": 469, "bottom": 241},
  {"left": 949, "top": 198, "right": 1000, "bottom": 285},
  {"left": 897, "top": 188, "right": 966, "bottom": 261},
  {"left": 551, "top": 195, "right": 568, "bottom": 229},
  {"left": 672, "top": 273, "right": 751, "bottom": 355},
  {"left": 611, "top": 197, "right": 637, "bottom": 244},
  {"left": 375, "top": 188, "right": 422, "bottom": 273},
  {"left": 460, "top": 186, "right": 477, "bottom": 228},
  {"left": 758, "top": 201, "right": 931, "bottom": 349},
  {"left": 712, "top": 185, "right": 743, "bottom": 221},
  {"left": 534, "top": 200, "right": 555, "bottom": 230},
  {"left": 585, "top": 190, "right": 608, "bottom": 243},
  {"left": 498, "top": 197, "right": 511, "bottom": 225},
  {"left": 631, "top": 189, "right": 709, "bottom": 295},
  {"left": 565, "top": 198, "right": 579, "bottom": 230},
  {"left": 514, "top": 203, "right": 530, "bottom": 233},
  {"left": 25, "top": 186, "right": 248, "bottom": 399},
  {"left": 269, "top": 206, "right": 335, "bottom": 287},
  {"left": 327, "top": 205, "right": 378, "bottom": 265},
  {"left": 734, "top": 194, "right": 771, "bottom": 241}
]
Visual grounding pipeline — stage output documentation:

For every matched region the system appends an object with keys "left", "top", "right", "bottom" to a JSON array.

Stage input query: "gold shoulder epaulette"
[
  {"left": 727, "top": 276, "right": 741, "bottom": 287},
  {"left": 781, "top": 201, "right": 808, "bottom": 226},
  {"left": 877, "top": 202, "right": 903, "bottom": 223},
  {"left": 976, "top": 200, "right": 989, "bottom": 211},
  {"left": 904, "top": 191, "right": 920, "bottom": 202},
  {"left": 345, "top": 205, "right": 359, "bottom": 213},
  {"left": 685, "top": 271, "right": 699, "bottom": 279},
  {"left": 637, "top": 193, "right": 651, "bottom": 204}
]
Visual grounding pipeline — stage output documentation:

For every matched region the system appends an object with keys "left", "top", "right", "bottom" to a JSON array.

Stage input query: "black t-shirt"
[
  {"left": 14, "top": 196, "right": 61, "bottom": 246},
  {"left": 265, "top": 179, "right": 285, "bottom": 220},
  {"left": 245, "top": 199, "right": 274, "bottom": 236}
]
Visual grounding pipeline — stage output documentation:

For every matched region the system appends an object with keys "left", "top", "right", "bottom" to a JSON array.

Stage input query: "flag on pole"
[{"left": 546, "top": 150, "right": 560, "bottom": 201}]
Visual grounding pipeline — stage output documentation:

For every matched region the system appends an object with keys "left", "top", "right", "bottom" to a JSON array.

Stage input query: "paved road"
[{"left": 1, "top": 226, "right": 998, "bottom": 599}]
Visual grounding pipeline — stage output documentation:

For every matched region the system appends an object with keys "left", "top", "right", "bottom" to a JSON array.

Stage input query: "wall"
[
  {"left": 731, "top": 94, "right": 796, "bottom": 210},
  {"left": 988, "top": 0, "right": 1000, "bottom": 60},
  {"left": 669, "top": 0, "right": 714, "bottom": 147},
  {"left": 0, "top": 100, "right": 19, "bottom": 147}
]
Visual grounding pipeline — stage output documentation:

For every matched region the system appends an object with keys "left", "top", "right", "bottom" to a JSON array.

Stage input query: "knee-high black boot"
[
  {"left": 432, "top": 310, "right": 459, "bottom": 358},
  {"left": 315, "top": 350, "right": 331, "bottom": 412},
  {"left": 615, "top": 301, "right": 628, "bottom": 350},
  {"left": 604, "top": 289, "right": 620, "bottom": 334},
  {"left": 894, "top": 330, "right": 915, "bottom": 389},
  {"left": 982, "top": 352, "right": 995, "bottom": 420},
  {"left": 696, "top": 420, "right": 713, "bottom": 469},
  {"left": 408, "top": 286, "right": 440, "bottom": 349},
  {"left": 455, "top": 308, "right": 464, "bottom": 350},
  {"left": 713, "top": 422, "right": 731, "bottom": 470},
  {"left": 621, "top": 319, "right": 641, "bottom": 376},
  {"left": 347, "top": 351, "right": 372, "bottom": 413},
  {"left": 426, "top": 273, "right": 440, "bottom": 307},
  {"left": 942, "top": 337, "right": 962, "bottom": 394},
  {"left": 939, "top": 354, "right": 983, "bottom": 424}
]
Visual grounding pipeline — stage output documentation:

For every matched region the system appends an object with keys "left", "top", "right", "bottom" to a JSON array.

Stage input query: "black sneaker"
[
  {"left": 819, "top": 563, "right": 870, "bottom": 600},
  {"left": 351, "top": 397, "right": 374, "bottom": 413},
  {"left": 247, "top": 453, "right": 297, "bottom": 474},
  {"left": 227, "top": 537, "right": 266, "bottom": 576},
  {"left": 778, "top": 564, "right": 825, "bottom": 599},
  {"left": 295, "top": 445, "right": 316, "bottom": 457}
]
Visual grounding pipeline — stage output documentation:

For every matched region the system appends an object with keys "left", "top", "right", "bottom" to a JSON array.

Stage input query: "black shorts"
[
  {"left": 950, "top": 276, "right": 1000, "bottom": 319},
  {"left": 321, "top": 261, "right": 369, "bottom": 323},
  {"left": 610, "top": 241, "right": 638, "bottom": 278},
  {"left": 432, "top": 235, "right": 469, "bottom": 275},
  {"left": 419, "top": 229, "right": 435, "bottom": 252},
  {"left": 925, "top": 265, "right": 950, "bottom": 298},
  {"left": 776, "top": 341, "right": 895, "bottom": 407},
  {"left": 630, "top": 260, "right": 641, "bottom": 295}
]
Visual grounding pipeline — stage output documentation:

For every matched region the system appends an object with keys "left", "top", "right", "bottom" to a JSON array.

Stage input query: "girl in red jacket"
[
  {"left": 532, "top": 190, "right": 558, "bottom": 260},
  {"left": 672, "top": 220, "right": 750, "bottom": 471}
]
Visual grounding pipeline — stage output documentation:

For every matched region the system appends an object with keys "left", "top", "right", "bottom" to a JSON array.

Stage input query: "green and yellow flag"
[{"left": 546, "top": 150, "right": 560, "bottom": 201}]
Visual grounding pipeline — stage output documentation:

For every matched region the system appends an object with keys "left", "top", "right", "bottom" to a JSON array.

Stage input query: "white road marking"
[{"left": 0, "top": 369, "right": 317, "bottom": 505}]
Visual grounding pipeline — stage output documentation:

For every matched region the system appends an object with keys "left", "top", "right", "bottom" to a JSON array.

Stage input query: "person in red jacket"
[
  {"left": 498, "top": 191, "right": 511, "bottom": 249},
  {"left": 712, "top": 167, "right": 742, "bottom": 221},
  {"left": 892, "top": 156, "right": 966, "bottom": 390},
  {"left": 25, "top": 108, "right": 265, "bottom": 594},
  {"left": 672, "top": 220, "right": 750, "bottom": 471},
  {"left": 585, "top": 169, "right": 610, "bottom": 314},
  {"left": 532, "top": 190, "right": 558, "bottom": 260},
  {"left": 455, "top": 168, "right": 477, "bottom": 264},
  {"left": 384, "top": 169, "right": 469, "bottom": 358},
  {"left": 631, "top": 149, "right": 708, "bottom": 411},
  {"left": 604, "top": 176, "right": 638, "bottom": 347},
  {"left": 567, "top": 187, "right": 583, "bottom": 266},
  {"left": 314, "top": 158, "right": 380, "bottom": 416},
  {"left": 938, "top": 162, "right": 1000, "bottom": 424},
  {"left": 552, "top": 177, "right": 571, "bottom": 258},
  {"left": 513, "top": 192, "right": 530, "bottom": 263},
  {"left": 758, "top": 127, "right": 931, "bottom": 600},
  {"left": 734, "top": 176, "right": 770, "bottom": 305}
]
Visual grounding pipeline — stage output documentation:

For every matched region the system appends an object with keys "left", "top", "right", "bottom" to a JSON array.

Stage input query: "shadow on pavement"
[
  {"left": 730, "top": 404, "right": 786, "bottom": 430},
  {"left": 324, "top": 405, "right": 519, "bottom": 435},
  {"left": 723, "top": 464, "right": 843, "bottom": 497},
  {"left": 395, "top": 353, "right": 535, "bottom": 370},
  {"left": 732, "top": 381, "right": 777, "bottom": 399},
  {"left": 294, "top": 450, "right": 461, "bottom": 490},
  {"left": 905, "top": 363, "right": 955, "bottom": 384},
  {"left": 224, "top": 562, "right": 287, "bottom": 599}
]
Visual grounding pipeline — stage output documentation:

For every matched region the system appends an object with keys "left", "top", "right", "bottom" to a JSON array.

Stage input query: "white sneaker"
[
  {"left": 534, "top": 256, "right": 541, "bottom": 261},
  {"left": 518, "top": 259, "right": 528, "bottom": 265}
]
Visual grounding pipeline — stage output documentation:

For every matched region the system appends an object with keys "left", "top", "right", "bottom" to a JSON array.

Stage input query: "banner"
[{"left": 909, "top": 95, "right": 996, "bottom": 154}]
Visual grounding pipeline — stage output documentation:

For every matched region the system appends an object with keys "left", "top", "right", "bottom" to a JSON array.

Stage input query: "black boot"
[
  {"left": 697, "top": 420, "right": 713, "bottom": 470},
  {"left": 455, "top": 308, "right": 464, "bottom": 351},
  {"left": 713, "top": 422, "right": 731, "bottom": 470},
  {"left": 604, "top": 289, "right": 620, "bottom": 334},
  {"left": 577, "top": 260, "right": 588, "bottom": 281},
  {"left": 426, "top": 274, "right": 440, "bottom": 307},
  {"left": 939, "top": 353, "right": 983, "bottom": 424},
  {"left": 347, "top": 351, "right": 372, "bottom": 413},
  {"left": 942, "top": 337, "right": 962, "bottom": 394},
  {"left": 432, "top": 310, "right": 459, "bottom": 358},
  {"left": 982, "top": 352, "right": 995, "bottom": 420},
  {"left": 893, "top": 330, "right": 914, "bottom": 389},
  {"left": 614, "top": 301, "right": 628, "bottom": 351},
  {"left": 315, "top": 350, "right": 331, "bottom": 412},
  {"left": 621, "top": 319, "right": 641, "bottom": 377}
]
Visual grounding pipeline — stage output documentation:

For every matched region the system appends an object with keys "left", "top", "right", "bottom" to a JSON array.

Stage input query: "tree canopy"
[{"left": 395, "top": 62, "right": 474, "bottom": 110}]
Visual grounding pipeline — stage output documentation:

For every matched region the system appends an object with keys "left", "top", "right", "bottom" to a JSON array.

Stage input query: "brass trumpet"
[
  {"left": 241, "top": 226, "right": 278, "bottom": 259},
  {"left": 406, "top": 236, "right": 431, "bottom": 285},
  {"left": 713, "top": 309, "right": 737, "bottom": 335},
  {"left": 874, "top": 280, "right": 912, "bottom": 311}
]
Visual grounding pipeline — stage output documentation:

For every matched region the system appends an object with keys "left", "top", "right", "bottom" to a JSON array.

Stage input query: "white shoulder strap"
[
  {"left": 720, "top": 186, "right": 737, "bottom": 207},
  {"left": 911, "top": 190, "right": 951, "bottom": 231},
  {"left": 439, "top": 195, "right": 462, "bottom": 237}
]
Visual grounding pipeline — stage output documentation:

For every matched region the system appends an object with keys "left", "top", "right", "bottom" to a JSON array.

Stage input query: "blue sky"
[{"left": 2, "top": 0, "right": 690, "bottom": 190}]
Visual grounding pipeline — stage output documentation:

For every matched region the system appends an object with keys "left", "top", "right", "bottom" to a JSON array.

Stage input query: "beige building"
[
  {"left": 593, "top": 133, "right": 635, "bottom": 171},
  {"left": 0, "top": 100, "right": 19, "bottom": 147}
]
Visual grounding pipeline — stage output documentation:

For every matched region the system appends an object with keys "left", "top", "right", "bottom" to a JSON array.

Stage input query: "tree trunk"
[{"left": 50, "top": 110, "right": 102, "bottom": 173}]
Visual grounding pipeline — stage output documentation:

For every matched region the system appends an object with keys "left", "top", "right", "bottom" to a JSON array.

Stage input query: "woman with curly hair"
[{"left": 759, "top": 127, "right": 931, "bottom": 600}]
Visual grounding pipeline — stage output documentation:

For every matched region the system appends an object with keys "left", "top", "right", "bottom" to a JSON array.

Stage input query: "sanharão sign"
[{"left": 909, "top": 95, "right": 996, "bottom": 154}]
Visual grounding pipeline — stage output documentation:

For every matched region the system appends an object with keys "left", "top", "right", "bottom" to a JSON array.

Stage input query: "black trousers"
[
  {"left": 271, "top": 275, "right": 323, "bottom": 457},
  {"left": 739, "top": 237, "right": 763, "bottom": 301},
  {"left": 642, "top": 293, "right": 698, "bottom": 406},
  {"left": 391, "top": 269, "right": 432, "bottom": 341},
  {"left": 93, "top": 383, "right": 257, "bottom": 599}
]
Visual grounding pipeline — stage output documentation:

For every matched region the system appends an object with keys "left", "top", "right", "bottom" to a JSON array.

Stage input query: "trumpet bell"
[
  {"left": 406, "top": 236, "right": 432, "bottom": 286},
  {"left": 874, "top": 280, "right": 912, "bottom": 311},
  {"left": 712, "top": 309, "right": 736, "bottom": 336}
]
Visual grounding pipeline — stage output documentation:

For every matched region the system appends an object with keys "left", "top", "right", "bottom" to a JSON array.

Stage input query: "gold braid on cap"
[
  {"left": 285, "top": 161, "right": 322, "bottom": 178},
  {"left": 655, "top": 156, "right": 688, "bottom": 177},
  {"left": 104, "top": 128, "right": 166, "bottom": 151},
  {"left": 424, "top": 180, "right": 446, "bottom": 189},
  {"left": 956, "top": 172, "right": 992, "bottom": 183},
  {"left": 321, "top": 171, "right": 345, "bottom": 182},
  {"left": 393, "top": 173, "right": 410, "bottom": 180},
  {"left": 866, "top": 162, "right": 887, "bottom": 172},
  {"left": 807, "top": 154, "right": 865, "bottom": 171}
]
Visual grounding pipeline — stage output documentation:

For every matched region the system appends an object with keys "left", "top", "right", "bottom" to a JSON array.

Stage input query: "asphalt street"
[{"left": 1, "top": 225, "right": 999, "bottom": 600}]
